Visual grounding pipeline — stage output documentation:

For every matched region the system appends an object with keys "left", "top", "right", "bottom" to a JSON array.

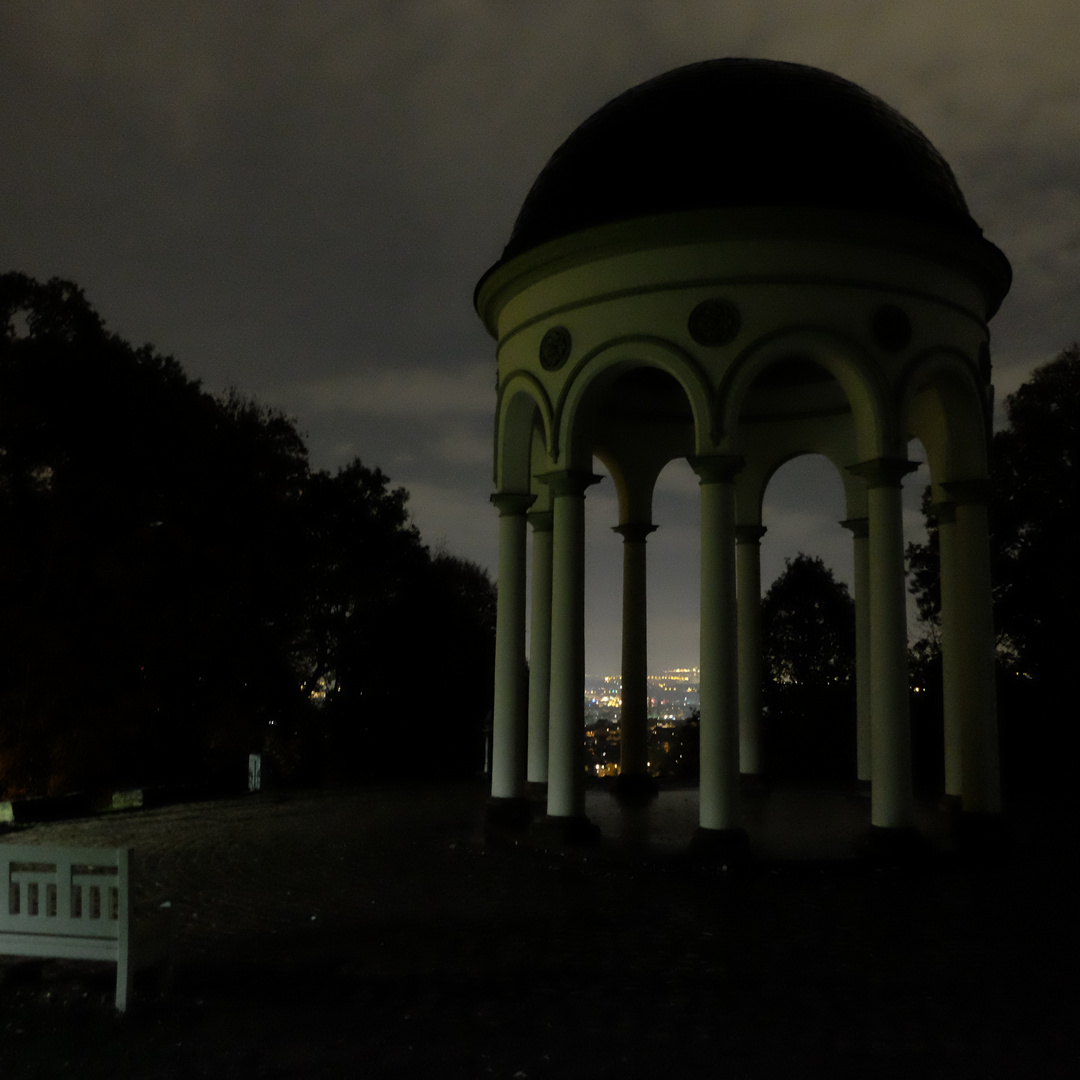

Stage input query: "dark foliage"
[
  {"left": 990, "top": 343, "right": 1080, "bottom": 687},
  {"left": 760, "top": 554, "right": 856, "bottom": 781},
  {"left": 906, "top": 344, "right": 1080, "bottom": 811},
  {"left": 295, "top": 463, "right": 496, "bottom": 782},
  {"left": 908, "top": 344, "right": 1080, "bottom": 682},
  {"left": 905, "top": 486, "right": 941, "bottom": 656},
  {"left": 904, "top": 488, "right": 948, "bottom": 796},
  {"left": 0, "top": 273, "right": 495, "bottom": 797},
  {"left": 761, "top": 553, "right": 855, "bottom": 690},
  {"left": 0, "top": 274, "right": 307, "bottom": 795}
]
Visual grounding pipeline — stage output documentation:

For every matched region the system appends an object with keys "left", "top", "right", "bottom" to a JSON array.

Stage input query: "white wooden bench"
[{"left": 1, "top": 844, "right": 170, "bottom": 1011}]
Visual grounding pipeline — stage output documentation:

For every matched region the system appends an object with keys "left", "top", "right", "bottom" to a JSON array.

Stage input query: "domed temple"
[{"left": 475, "top": 59, "right": 1011, "bottom": 856}]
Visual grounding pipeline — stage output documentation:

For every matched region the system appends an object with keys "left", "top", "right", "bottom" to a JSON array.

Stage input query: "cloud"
[
  {"left": 432, "top": 422, "right": 491, "bottom": 468},
  {"left": 397, "top": 476, "right": 498, "bottom": 569},
  {"left": 7, "top": 1, "right": 1074, "bottom": 393},
  {"left": 295, "top": 362, "right": 493, "bottom": 417},
  {"left": 3, "top": 0, "right": 1075, "bottom": 674}
]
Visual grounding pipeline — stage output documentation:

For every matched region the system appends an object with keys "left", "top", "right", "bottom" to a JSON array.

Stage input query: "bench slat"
[
  {"left": 2, "top": 844, "right": 127, "bottom": 866},
  {"left": 0, "top": 933, "right": 120, "bottom": 960},
  {"left": 0, "top": 914, "right": 120, "bottom": 938}
]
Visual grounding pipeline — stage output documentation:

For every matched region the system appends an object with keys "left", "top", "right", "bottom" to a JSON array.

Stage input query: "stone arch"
[
  {"left": 759, "top": 448, "right": 853, "bottom": 516},
  {"left": 898, "top": 348, "right": 998, "bottom": 811},
  {"left": 717, "top": 327, "right": 894, "bottom": 461},
  {"left": 494, "top": 371, "right": 554, "bottom": 492},
  {"left": 899, "top": 348, "right": 991, "bottom": 489},
  {"left": 735, "top": 432, "right": 867, "bottom": 528},
  {"left": 553, "top": 336, "right": 713, "bottom": 470}
]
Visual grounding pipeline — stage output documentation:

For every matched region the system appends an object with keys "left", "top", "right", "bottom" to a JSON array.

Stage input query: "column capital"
[
  {"left": 735, "top": 524, "right": 767, "bottom": 545},
  {"left": 490, "top": 492, "right": 536, "bottom": 516},
  {"left": 689, "top": 453, "right": 745, "bottom": 484},
  {"left": 536, "top": 469, "right": 603, "bottom": 497},
  {"left": 941, "top": 479, "right": 992, "bottom": 506},
  {"left": 839, "top": 517, "right": 870, "bottom": 539},
  {"left": 930, "top": 501, "right": 957, "bottom": 526},
  {"left": 612, "top": 522, "right": 658, "bottom": 543},
  {"left": 847, "top": 457, "right": 919, "bottom": 489}
]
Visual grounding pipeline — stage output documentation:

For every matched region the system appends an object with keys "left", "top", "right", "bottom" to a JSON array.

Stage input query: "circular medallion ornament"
[
  {"left": 539, "top": 326, "right": 572, "bottom": 370},
  {"left": 688, "top": 298, "right": 741, "bottom": 347},
  {"left": 872, "top": 305, "right": 912, "bottom": 351}
]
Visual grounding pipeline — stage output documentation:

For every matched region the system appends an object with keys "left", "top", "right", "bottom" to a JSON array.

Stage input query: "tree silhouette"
[
  {"left": 907, "top": 343, "right": 1080, "bottom": 691},
  {"left": 0, "top": 272, "right": 496, "bottom": 797},
  {"left": 417, "top": 551, "right": 497, "bottom": 778},
  {"left": 906, "top": 344, "right": 1080, "bottom": 810},
  {"left": 294, "top": 460, "right": 432, "bottom": 780},
  {"left": 295, "top": 464, "right": 498, "bottom": 782},
  {"left": 762, "top": 554, "right": 855, "bottom": 689},
  {"left": 0, "top": 274, "right": 311, "bottom": 795},
  {"left": 760, "top": 553, "right": 856, "bottom": 781},
  {"left": 991, "top": 344, "right": 1080, "bottom": 687}
]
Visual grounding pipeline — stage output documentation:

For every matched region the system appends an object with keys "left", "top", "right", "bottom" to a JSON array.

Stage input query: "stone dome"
[{"left": 498, "top": 58, "right": 983, "bottom": 264}]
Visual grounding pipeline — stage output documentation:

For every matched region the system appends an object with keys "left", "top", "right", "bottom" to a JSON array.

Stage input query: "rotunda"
[{"left": 475, "top": 59, "right": 1010, "bottom": 854}]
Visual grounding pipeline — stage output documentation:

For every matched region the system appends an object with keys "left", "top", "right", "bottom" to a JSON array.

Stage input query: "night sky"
[{"left": 3, "top": 2, "right": 1077, "bottom": 673}]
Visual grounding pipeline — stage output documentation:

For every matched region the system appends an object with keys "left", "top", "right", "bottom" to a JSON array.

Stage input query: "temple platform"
[{"left": 580, "top": 781, "right": 958, "bottom": 863}]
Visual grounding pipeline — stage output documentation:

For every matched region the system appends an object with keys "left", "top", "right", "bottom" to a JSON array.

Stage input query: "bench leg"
[{"left": 115, "top": 950, "right": 131, "bottom": 1012}]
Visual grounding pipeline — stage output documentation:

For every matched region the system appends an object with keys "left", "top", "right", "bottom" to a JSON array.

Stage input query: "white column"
[
  {"left": 934, "top": 501, "right": 963, "bottom": 798},
  {"left": 489, "top": 493, "right": 535, "bottom": 802},
  {"left": 691, "top": 456, "right": 744, "bottom": 835},
  {"left": 544, "top": 470, "right": 600, "bottom": 820},
  {"left": 841, "top": 518, "right": 872, "bottom": 783},
  {"left": 943, "top": 481, "right": 1001, "bottom": 814},
  {"left": 526, "top": 511, "right": 554, "bottom": 787},
  {"left": 735, "top": 525, "right": 766, "bottom": 777},
  {"left": 850, "top": 459, "right": 917, "bottom": 829},
  {"left": 612, "top": 522, "right": 658, "bottom": 786}
]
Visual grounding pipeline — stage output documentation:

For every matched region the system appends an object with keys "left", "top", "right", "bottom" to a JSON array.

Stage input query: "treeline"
[
  {"left": 0, "top": 273, "right": 495, "bottom": 799},
  {"left": 755, "top": 344, "right": 1079, "bottom": 803},
  {"left": 760, "top": 553, "right": 856, "bottom": 783},
  {"left": 906, "top": 343, "right": 1080, "bottom": 813}
]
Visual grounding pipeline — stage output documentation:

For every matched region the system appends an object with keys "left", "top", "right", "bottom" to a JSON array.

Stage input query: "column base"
[
  {"left": 612, "top": 772, "right": 659, "bottom": 806},
  {"left": 533, "top": 814, "right": 601, "bottom": 848},
  {"left": 483, "top": 796, "right": 532, "bottom": 839},
  {"left": 858, "top": 825, "right": 932, "bottom": 866},
  {"left": 952, "top": 812, "right": 1010, "bottom": 861},
  {"left": 690, "top": 827, "right": 751, "bottom": 869},
  {"left": 525, "top": 780, "right": 549, "bottom": 802}
]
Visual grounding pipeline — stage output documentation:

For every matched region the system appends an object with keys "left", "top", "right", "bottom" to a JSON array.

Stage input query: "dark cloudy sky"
[{"left": 3, "top": 1, "right": 1077, "bottom": 673}]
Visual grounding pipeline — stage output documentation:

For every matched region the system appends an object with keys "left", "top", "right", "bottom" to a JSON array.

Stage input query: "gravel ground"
[{"left": 1, "top": 782, "right": 1077, "bottom": 1079}]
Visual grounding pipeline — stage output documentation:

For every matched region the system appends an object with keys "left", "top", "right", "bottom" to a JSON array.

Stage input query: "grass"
[{"left": 1, "top": 780, "right": 1077, "bottom": 1078}]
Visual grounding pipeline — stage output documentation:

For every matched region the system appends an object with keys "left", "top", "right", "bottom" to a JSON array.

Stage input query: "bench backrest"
[{"left": 1, "top": 844, "right": 130, "bottom": 944}]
